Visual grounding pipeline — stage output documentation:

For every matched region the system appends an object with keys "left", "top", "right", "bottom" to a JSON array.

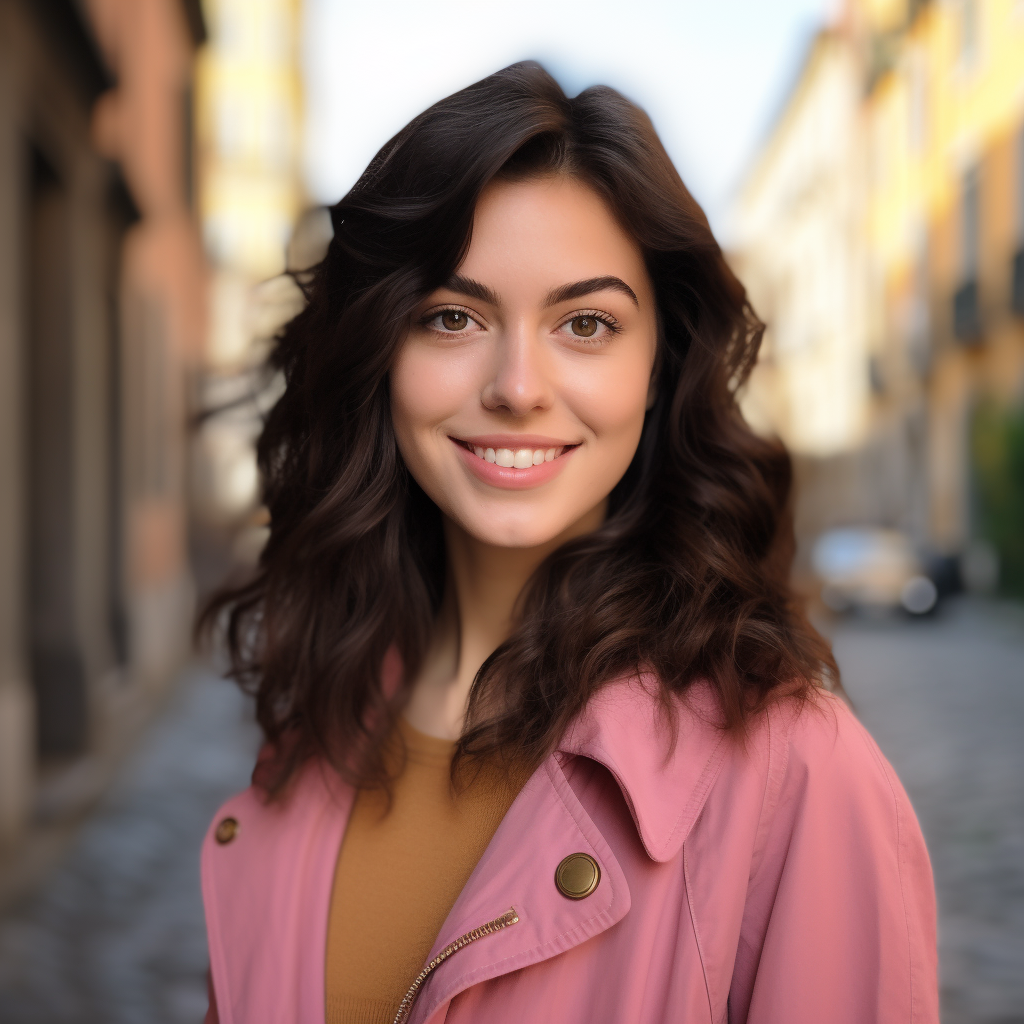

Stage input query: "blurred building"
[
  {"left": 731, "top": 29, "right": 874, "bottom": 583},
  {"left": 732, "top": 0, "right": 1024, "bottom": 593},
  {"left": 0, "top": 0, "right": 205, "bottom": 856},
  {"left": 733, "top": 31, "right": 869, "bottom": 459},
  {"left": 191, "top": 0, "right": 313, "bottom": 584}
]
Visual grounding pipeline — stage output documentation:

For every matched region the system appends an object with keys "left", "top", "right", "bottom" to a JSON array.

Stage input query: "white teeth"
[{"left": 466, "top": 443, "right": 568, "bottom": 467}]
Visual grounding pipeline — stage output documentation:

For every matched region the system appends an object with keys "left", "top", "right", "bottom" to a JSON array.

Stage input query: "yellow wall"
[
  {"left": 863, "top": 0, "right": 1024, "bottom": 546},
  {"left": 735, "top": 0, "right": 1024, "bottom": 553},
  {"left": 196, "top": 0, "right": 304, "bottom": 283},
  {"left": 866, "top": 0, "right": 1024, "bottom": 291},
  {"left": 193, "top": 0, "right": 305, "bottom": 519}
]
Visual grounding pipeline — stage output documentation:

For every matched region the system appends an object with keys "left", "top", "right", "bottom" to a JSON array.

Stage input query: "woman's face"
[{"left": 391, "top": 175, "right": 658, "bottom": 549}]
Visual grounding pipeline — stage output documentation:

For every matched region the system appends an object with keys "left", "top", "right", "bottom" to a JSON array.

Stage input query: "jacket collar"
[
  {"left": 385, "top": 645, "right": 727, "bottom": 864},
  {"left": 558, "top": 675, "right": 729, "bottom": 863},
  {"left": 410, "top": 676, "right": 730, "bottom": 1023},
  {"left": 412, "top": 755, "right": 633, "bottom": 1024}
]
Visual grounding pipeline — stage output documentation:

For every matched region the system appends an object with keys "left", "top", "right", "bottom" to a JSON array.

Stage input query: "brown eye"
[
  {"left": 440, "top": 310, "right": 469, "bottom": 331},
  {"left": 571, "top": 316, "right": 599, "bottom": 338}
]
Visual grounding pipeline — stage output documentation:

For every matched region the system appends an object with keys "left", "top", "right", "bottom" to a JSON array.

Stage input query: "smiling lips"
[{"left": 451, "top": 435, "right": 578, "bottom": 489}]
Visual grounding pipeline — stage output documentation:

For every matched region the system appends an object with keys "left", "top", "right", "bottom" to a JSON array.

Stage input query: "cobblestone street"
[
  {"left": 823, "top": 598, "right": 1024, "bottom": 1024},
  {"left": 0, "top": 598, "right": 1021, "bottom": 1023},
  {"left": 0, "top": 667, "right": 259, "bottom": 1024}
]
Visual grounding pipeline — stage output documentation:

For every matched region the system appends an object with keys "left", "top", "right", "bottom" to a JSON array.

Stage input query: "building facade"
[
  {"left": 191, "top": 0, "right": 307, "bottom": 578},
  {"left": 730, "top": 30, "right": 876, "bottom": 576},
  {"left": 0, "top": 0, "right": 205, "bottom": 858},
  {"left": 863, "top": 0, "right": 1024, "bottom": 587},
  {"left": 731, "top": 0, "right": 1024, "bottom": 592}
]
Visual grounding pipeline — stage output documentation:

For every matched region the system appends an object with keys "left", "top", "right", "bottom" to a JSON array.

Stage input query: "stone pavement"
[
  {"left": 0, "top": 666, "right": 259, "bottom": 1024},
  {"left": 0, "top": 598, "right": 1021, "bottom": 1023},
  {"left": 824, "top": 598, "right": 1024, "bottom": 1024}
]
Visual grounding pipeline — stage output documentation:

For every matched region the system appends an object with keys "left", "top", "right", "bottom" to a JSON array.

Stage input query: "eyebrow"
[
  {"left": 545, "top": 276, "right": 639, "bottom": 309},
  {"left": 443, "top": 274, "right": 501, "bottom": 306},
  {"left": 440, "top": 274, "right": 640, "bottom": 309}
]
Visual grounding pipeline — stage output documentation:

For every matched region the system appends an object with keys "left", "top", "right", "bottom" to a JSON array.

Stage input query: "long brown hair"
[{"left": 202, "top": 62, "right": 837, "bottom": 794}]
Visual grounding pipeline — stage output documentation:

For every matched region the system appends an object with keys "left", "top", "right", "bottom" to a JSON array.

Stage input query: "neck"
[{"left": 403, "top": 502, "right": 606, "bottom": 740}]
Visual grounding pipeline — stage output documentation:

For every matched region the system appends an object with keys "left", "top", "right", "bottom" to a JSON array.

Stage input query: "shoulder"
[
  {"left": 202, "top": 754, "right": 350, "bottom": 854},
  {"left": 669, "top": 684, "right": 919, "bottom": 862},
  {"left": 201, "top": 756, "right": 353, "bottom": 915},
  {"left": 764, "top": 688, "right": 907, "bottom": 808},
  {"left": 725, "top": 692, "right": 939, "bottom": 1022},
  {"left": 751, "top": 688, "right": 932, "bottom": 884}
]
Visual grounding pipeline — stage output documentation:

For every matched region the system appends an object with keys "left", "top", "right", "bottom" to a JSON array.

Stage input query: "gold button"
[
  {"left": 215, "top": 817, "right": 239, "bottom": 845},
  {"left": 554, "top": 852, "right": 600, "bottom": 899}
]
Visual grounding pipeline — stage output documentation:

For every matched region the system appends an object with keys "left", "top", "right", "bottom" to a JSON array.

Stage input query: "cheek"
[
  {"left": 390, "top": 343, "right": 479, "bottom": 445},
  {"left": 563, "top": 349, "right": 653, "bottom": 445}
]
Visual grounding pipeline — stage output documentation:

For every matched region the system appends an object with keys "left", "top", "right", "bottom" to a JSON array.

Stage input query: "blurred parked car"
[{"left": 812, "top": 528, "right": 946, "bottom": 615}]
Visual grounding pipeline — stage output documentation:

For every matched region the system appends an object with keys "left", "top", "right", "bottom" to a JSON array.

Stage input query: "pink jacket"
[{"left": 201, "top": 680, "right": 938, "bottom": 1024}]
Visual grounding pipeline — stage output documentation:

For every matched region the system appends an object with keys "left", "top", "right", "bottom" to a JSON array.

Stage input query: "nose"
[{"left": 481, "top": 325, "right": 553, "bottom": 417}]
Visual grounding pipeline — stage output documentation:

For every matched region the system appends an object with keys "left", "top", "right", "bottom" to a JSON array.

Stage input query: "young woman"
[{"left": 200, "top": 63, "right": 938, "bottom": 1024}]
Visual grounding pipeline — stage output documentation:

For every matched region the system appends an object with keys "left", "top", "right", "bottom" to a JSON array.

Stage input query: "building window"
[
  {"left": 1013, "top": 126, "right": 1024, "bottom": 315},
  {"left": 1019, "top": 126, "right": 1024, "bottom": 241},
  {"left": 908, "top": 230, "right": 932, "bottom": 375},
  {"left": 962, "top": 165, "right": 980, "bottom": 278},
  {"left": 961, "top": 0, "right": 980, "bottom": 67},
  {"left": 955, "top": 166, "right": 982, "bottom": 341}
]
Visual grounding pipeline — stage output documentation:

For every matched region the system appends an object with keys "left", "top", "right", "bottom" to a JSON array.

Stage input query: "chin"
[{"left": 462, "top": 511, "right": 570, "bottom": 550}]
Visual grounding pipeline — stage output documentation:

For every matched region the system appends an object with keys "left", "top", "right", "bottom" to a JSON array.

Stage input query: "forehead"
[{"left": 461, "top": 176, "right": 649, "bottom": 294}]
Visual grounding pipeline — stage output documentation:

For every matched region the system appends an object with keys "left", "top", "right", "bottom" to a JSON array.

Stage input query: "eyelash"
[
  {"left": 561, "top": 309, "right": 622, "bottom": 337},
  {"left": 419, "top": 305, "right": 623, "bottom": 337},
  {"left": 419, "top": 304, "right": 481, "bottom": 332}
]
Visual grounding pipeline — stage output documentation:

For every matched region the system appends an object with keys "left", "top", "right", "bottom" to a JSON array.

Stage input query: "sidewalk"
[
  {"left": 0, "top": 667, "right": 258, "bottom": 1024},
  {"left": 826, "top": 597, "right": 1024, "bottom": 1024}
]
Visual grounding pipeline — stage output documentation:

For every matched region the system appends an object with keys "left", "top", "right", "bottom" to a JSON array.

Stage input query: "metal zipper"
[{"left": 391, "top": 908, "right": 520, "bottom": 1024}]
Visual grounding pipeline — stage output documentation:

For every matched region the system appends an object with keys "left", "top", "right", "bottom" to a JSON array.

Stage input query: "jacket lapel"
[
  {"left": 409, "top": 676, "right": 729, "bottom": 1024},
  {"left": 561, "top": 676, "right": 729, "bottom": 862},
  {"left": 409, "top": 755, "right": 631, "bottom": 1024}
]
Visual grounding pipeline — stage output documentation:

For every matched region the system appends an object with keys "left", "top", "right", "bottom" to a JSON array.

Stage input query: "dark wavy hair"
[{"left": 202, "top": 62, "right": 838, "bottom": 794}]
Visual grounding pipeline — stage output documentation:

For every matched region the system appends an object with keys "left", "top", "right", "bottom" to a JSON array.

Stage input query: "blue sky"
[{"left": 302, "top": 0, "right": 838, "bottom": 242}]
